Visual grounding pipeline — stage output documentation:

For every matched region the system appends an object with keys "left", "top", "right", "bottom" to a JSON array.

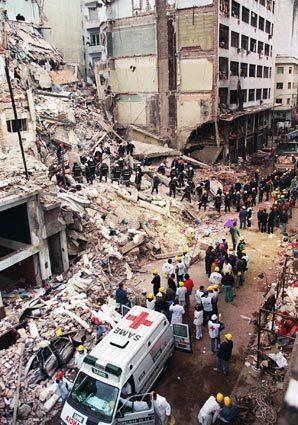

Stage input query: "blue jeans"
[
  {"left": 217, "top": 357, "right": 229, "bottom": 375},
  {"left": 211, "top": 337, "right": 219, "bottom": 353}
]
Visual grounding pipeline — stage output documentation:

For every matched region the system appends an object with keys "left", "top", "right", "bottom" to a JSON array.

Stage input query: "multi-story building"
[
  {"left": 273, "top": 0, "right": 298, "bottom": 127},
  {"left": 94, "top": 0, "right": 276, "bottom": 161}
]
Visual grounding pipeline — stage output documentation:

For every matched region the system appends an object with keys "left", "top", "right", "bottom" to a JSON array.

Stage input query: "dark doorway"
[
  {"left": 48, "top": 233, "right": 64, "bottom": 275},
  {"left": 0, "top": 255, "right": 36, "bottom": 290},
  {"left": 0, "top": 203, "right": 31, "bottom": 244}
]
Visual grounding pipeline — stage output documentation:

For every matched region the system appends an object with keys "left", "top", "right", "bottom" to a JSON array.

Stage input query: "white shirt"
[
  {"left": 194, "top": 310, "right": 203, "bottom": 326},
  {"left": 209, "top": 272, "right": 222, "bottom": 286},
  {"left": 176, "top": 286, "right": 187, "bottom": 301},
  {"left": 169, "top": 304, "right": 185, "bottom": 325},
  {"left": 162, "top": 262, "right": 174, "bottom": 277},
  {"left": 201, "top": 296, "right": 213, "bottom": 312},
  {"left": 54, "top": 379, "right": 69, "bottom": 400},
  {"left": 195, "top": 290, "right": 204, "bottom": 305},
  {"left": 183, "top": 253, "right": 191, "bottom": 269},
  {"left": 176, "top": 262, "right": 186, "bottom": 276},
  {"left": 75, "top": 351, "right": 86, "bottom": 369},
  {"left": 242, "top": 255, "right": 249, "bottom": 269},
  {"left": 198, "top": 396, "right": 221, "bottom": 423},
  {"left": 222, "top": 262, "right": 232, "bottom": 275},
  {"left": 153, "top": 394, "right": 171, "bottom": 421},
  {"left": 208, "top": 321, "right": 221, "bottom": 339},
  {"left": 146, "top": 299, "right": 155, "bottom": 310}
]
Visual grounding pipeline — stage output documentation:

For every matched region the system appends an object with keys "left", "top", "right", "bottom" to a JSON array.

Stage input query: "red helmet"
[
  {"left": 92, "top": 317, "right": 100, "bottom": 326},
  {"left": 56, "top": 370, "right": 64, "bottom": 380}
]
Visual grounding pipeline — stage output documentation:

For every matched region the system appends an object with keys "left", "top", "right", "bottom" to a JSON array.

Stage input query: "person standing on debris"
[
  {"left": 218, "top": 396, "right": 239, "bottom": 423},
  {"left": 152, "top": 269, "right": 161, "bottom": 296},
  {"left": 196, "top": 182, "right": 203, "bottom": 202},
  {"left": 151, "top": 174, "right": 160, "bottom": 194},
  {"left": 146, "top": 293, "right": 155, "bottom": 310},
  {"left": 157, "top": 163, "right": 166, "bottom": 175},
  {"left": 239, "top": 206, "right": 248, "bottom": 229},
  {"left": 208, "top": 314, "right": 221, "bottom": 354},
  {"left": 246, "top": 206, "right": 252, "bottom": 228},
  {"left": 194, "top": 304, "right": 204, "bottom": 340},
  {"left": 127, "top": 141, "right": 135, "bottom": 156},
  {"left": 260, "top": 208, "right": 268, "bottom": 233},
  {"left": 229, "top": 221, "right": 240, "bottom": 251},
  {"left": 111, "top": 162, "right": 121, "bottom": 184},
  {"left": 175, "top": 257, "right": 186, "bottom": 282},
  {"left": 169, "top": 177, "right": 178, "bottom": 198},
  {"left": 214, "top": 194, "right": 222, "bottom": 213},
  {"left": 169, "top": 298, "right": 185, "bottom": 325},
  {"left": 135, "top": 169, "right": 143, "bottom": 191},
  {"left": 122, "top": 166, "right": 132, "bottom": 186},
  {"left": 54, "top": 371, "right": 70, "bottom": 402},
  {"left": 214, "top": 334, "right": 233, "bottom": 376},
  {"left": 116, "top": 282, "right": 129, "bottom": 307},
  {"left": 184, "top": 273, "right": 194, "bottom": 307},
  {"left": 85, "top": 160, "right": 94, "bottom": 184},
  {"left": 56, "top": 143, "right": 64, "bottom": 163},
  {"left": 99, "top": 162, "right": 109, "bottom": 182},
  {"left": 181, "top": 182, "right": 192, "bottom": 202},
  {"left": 199, "top": 191, "right": 208, "bottom": 211},
  {"left": 176, "top": 281, "right": 187, "bottom": 306},
  {"left": 198, "top": 393, "right": 224, "bottom": 425},
  {"left": 152, "top": 391, "right": 172, "bottom": 425},
  {"left": 72, "top": 162, "right": 83, "bottom": 183},
  {"left": 182, "top": 248, "right": 191, "bottom": 272},
  {"left": 224, "top": 192, "right": 231, "bottom": 213},
  {"left": 75, "top": 345, "right": 87, "bottom": 369}
]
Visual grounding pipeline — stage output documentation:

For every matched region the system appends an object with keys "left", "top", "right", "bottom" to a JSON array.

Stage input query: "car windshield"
[{"left": 70, "top": 372, "right": 119, "bottom": 421}]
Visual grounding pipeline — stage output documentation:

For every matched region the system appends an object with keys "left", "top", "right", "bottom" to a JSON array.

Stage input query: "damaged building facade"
[{"left": 93, "top": 0, "right": 276, "bottom": 161}]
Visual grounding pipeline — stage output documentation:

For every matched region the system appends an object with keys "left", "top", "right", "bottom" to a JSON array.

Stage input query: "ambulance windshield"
[{"left": 70, "top": 372, "right": 118, "bottom": 422}]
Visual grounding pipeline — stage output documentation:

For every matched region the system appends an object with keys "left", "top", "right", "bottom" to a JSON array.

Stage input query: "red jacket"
[{"left": 184, "top": 278, "right": 194, "bottom": 292}]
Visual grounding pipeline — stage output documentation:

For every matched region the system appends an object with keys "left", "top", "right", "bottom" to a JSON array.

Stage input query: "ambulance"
[{"left": 60, "top": 306, "right": 174, "bottom": 424}]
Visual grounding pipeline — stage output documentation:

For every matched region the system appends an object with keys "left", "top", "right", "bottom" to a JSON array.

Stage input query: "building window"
[
  {"left": 230, "top": 90, "right": 238, "bottom": 104},
  {"left": 268, "top": 88, "right": 271, "bottom": 98},
  {"left": 250, "top": 38, "right": 256, "bottom": 52},
  {"left": 263, "top": 88, "right": 268, "bottom": 99},
  {"left": 258, "top": 41, "right": 264, "bottom": 54},
  {"left": 231, "top": 1, "right": 240, "bottom": 18},
  {"left": 219, "top": 24, "right": 229, "bottom": 49},
  {"left": 287, "top": 98, "right": 291, "bottom": 104},
  {"left": 260, "top": 0, "right": 265, "bottom": 6},
  {"left": 259, "top": 16, "right": 265, "bottom": 31},
  {"left": 249, "top": 89, "right": 255, "bottom": 101},
  {"left": 288, "top": 82, "right": 292, "bottom": 89},
  {"left": 251, "top": 12, "right": 257, "bottom": 27},
  {"left": 220, "top": 0, "right": 230, "bottom": 17},
  {"left": 230, "top": 61, "right": 239, "bottom": 76},
  {"left": 240, "top": 63, "right": 248, "bottom": 77},
  {"left": 256, "top": 89, "right": 262, "bottom": 100},
  {"left": 276, "top": 82, "right": 283, "bottom": 89},
  {"left": 242, "top": 89, "right": 248, "bottom": 102},
  {"left": 242, "top": 6, "right": 250, "bottom": 23},
  {"left": 88, "top": 7, "right": 98, "bottom": 21},
  {"left": 257, "top": 65, "right": 263, "bottom": 78},
  {"left": 249, "top": 64, "right": 256, "bottom": 77},
  {"left": 277, "top": 67, "right": 284, "bottom": 75},
  {"left": 241, "top": 35, "right": 249, "bottom": 50},
  {"left": 219, "top": 57, "right": 229, "bottom": 79},
  {"left": 231, "top": 31, "right": 239, "bottom": 48},
  {"left": 6, "top": 118, "right": 28, "bottom": 133},
  {"left": 289, "top": 67, "right": 292, "bottom": 74},
  {"left": 276, "top": 98, "right": 282, "bottom": 104},
  {"left": 219, "top": 87, "right": 229, "bottom": 105},
  {"left": 264, "top": 67, "right": 269, "bottom": 78},
  {"left": 269, "top": 67, "right": 272, "bottom": 78},
  {"left": 89, "top": 33, "right": 100, "bottom": 46},
  {"left": 265, "top": 20, "right": 271, "bottom": 34},
  {"left": 264, "top": 44, "right": 270, "bottom": 56}
]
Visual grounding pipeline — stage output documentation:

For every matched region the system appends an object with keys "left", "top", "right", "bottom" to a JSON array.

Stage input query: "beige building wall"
[
  {"left": 42, "top": 0, "right": 85, "bottom": 75},
  {"left": 275, "top": 58, "right": 298, "bottom": 108},
  {"left": 179, "top": 59, "right": 213, "bottom": 92},
  {"left": 115, "top": 96, "right": 147, "bottom": 126}
]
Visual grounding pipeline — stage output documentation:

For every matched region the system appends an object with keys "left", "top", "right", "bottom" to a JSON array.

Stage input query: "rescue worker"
[
  {"left": 99, "top": 162, "right": 109, "bottom": 182},
  {"left": 169, "top": 177, "right": 178, "bottom": 198},
  {"left": 92, "top": 317, "right": 108, "bottom": 340},
  {"left": 181, "top": 183, "right": 192, "bottom": 202},
  {"left": 198, "top": 393, "right": 224, "bottom": 425},
  {"left": 194, "top": 304, "right": 204, "bottom": 340},
  {"left": 168, "top": 273, "right": 177, "bottom": 292},
  {"left": 74, "top": 345, "right": 87, "bottom": 369},
  {"left": 151, "top": 269, "right": 161, "bottom": 296},
  {"left": 146, "top": 293, "right": 155, "bottom": 310},
  {"left": 155, "top": 292, "right": 167, "bottom": 314},
  {"left": 195, "top": 285, "right": 205, "bottom": 306},
  {"left": 182, "top": 248, "right": 191, "bottom": 273},
  {"left": 169, "top": 298, "right": 185, "bottom": 325},
  {"left": 151, "top": 174, "right": 160, "bottom": 194},
  {"left": 208, "top": 314, "right": 221, "bottom": 353},
  {"left": 175, "top": 257, "right": 186, "bottom": 282},
  {"left": 184, "top": 273, "right": 194, "bottom": 307},
  {"left": 157, "top": 163, "right": 166, "bottom": 175},
  {"left": 176, "top": 281, "right": 187, "bottom": 306},
  {"left": 72, "top": 162, "right": 83, "bottom": 183},
  {"left": 135, "top": 170, "right": 142, "bottom": 191},
  {"left": 199, "top": 191, "right": 208, "bottom": 211},
  {"left": 116, "top": 282, "right": 129, "bottom": 307},
  {"left": 229, "top": 221, "right": 240, "bottom": 250},
  {"left": 224, "top": 193, "right": 231, "bottom": 212},
  {"left": 162, "top": 259, "right": 175, "bottom": 280},
  {"left": 54, "top": 370, "right": 70, "bottom": 402},
  {"left": 111, "top": 163, "right": 121, "bottom": 184},
  {"left": 122, "top": 166, "right": 132, "bottom": 186},
  {"left": 152, "top": 391, "right": 172, "bottom": 425},
  {"left": 209, "top": 267, "right": 222, "bottom": 287},
  {"left": 218, "top": 396, "right": 239, "bottom": 423},
  {"left": 239, "top": 206, "right": 248, "bottom": 229},
  {"left": 222, "top": 271, "right": 234, "bottom": 303},
  {"left": 205, "top": 246, "right": 215, "bottom": 277},
  {"left": 214, "top": 334, "right": 233, "bottom": 376},
  {"left": 202, "top": 291, "right": 214, "bottom": 326},
  {"left": 214, "top": 194, "right": 222, "bottom": 213}
]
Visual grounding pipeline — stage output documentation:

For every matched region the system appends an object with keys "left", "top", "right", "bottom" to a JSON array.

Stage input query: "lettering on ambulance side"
[
  {"left": 65, "top": 415, "right": 82, "bottom": 425},
  {"left": 120, "top": 414, "right": 155, "bottom": 423},
  {"left": 113, "top": 327, "right": 141, "bottom": 341}
]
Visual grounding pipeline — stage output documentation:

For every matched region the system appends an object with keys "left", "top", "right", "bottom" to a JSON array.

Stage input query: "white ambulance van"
[{"left": 60, "top": 306, "right": 174, "bottom": 425}]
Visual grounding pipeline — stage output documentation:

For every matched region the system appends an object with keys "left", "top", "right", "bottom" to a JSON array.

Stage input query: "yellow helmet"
[
  {"left": 183, "top": 248, "right": 188, "bottom": 254},
  {"left": 213, "top": 285, "right": 219, "bottom": 290},
  {"left": 147, "top": 293, "right": 154, "bottom": 300},
  {"left": 225, "top": 333, "right": 233, "bottom": 341},
  {"left": 55, "top": 327, "right": 63, "bottom": 337},
  {"left": 224, "top": 396, "right": 231, "bottom": 407},
  {"left": 159, "top": 286, "right": 166, "bottom": 293},
  {"left": 242, "top": 249, "right": 246, "bottom": 254},
  {"left": 77, "top": 345, "right": 85, "bottom": 352},
  {"left": 216, "top": 393, "right": 224, "bottom": 403},
  {"left": 152, "top": 269, "right": 158, "bottom": 275},
  {"left": 207, "top": 285, "right": 214, "bottom": 291},
  {"left": 177, "top": 256, "right": 182, "bottom": 262},
  {"left": 179, "top": 281, "right": 184, "bottom": 287},
  {"left": 214, "top": 267, "right": 220, "bottom": 272}
]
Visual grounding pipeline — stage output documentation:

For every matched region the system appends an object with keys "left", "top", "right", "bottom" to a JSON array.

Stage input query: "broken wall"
[
  {"left": 111, "top": 24, "right": 157, "bottom": 58},
  {"left": 4, "top": 0, "right": 40, "bottom": 24}
]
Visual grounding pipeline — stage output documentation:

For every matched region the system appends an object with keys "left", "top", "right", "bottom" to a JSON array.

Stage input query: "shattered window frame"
[{"left": 6, "top": 118, "right": 28, "bottom": 133}]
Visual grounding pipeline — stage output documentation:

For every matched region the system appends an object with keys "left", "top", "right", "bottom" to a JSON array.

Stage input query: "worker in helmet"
[
  {"left": 169, "top": 298, "right": 184, "bottom": 325},
  {"left": 92, "top": 317, "right": 108, "bottom": 340},
  {"left": 209, "top": 267, "right": 222, "bottom": 287},
  {"left": 182, "top": 248, "right": 191, "bottom": 272},
  {"left": 176, "top": 281, "right": 187, "bottom": 307},
  {"left": 214, "top": 334, "right": 234, "bottom": 376},
  {"left": 198, "top": 393, "right": 224, "bottom": 425},
  {"left": 208, "top": 314, "right": 221, "bottom": 354},
  {"left": 54, "top": 370, "right": 70, "bottom": 401},
  {"left": 74, "top": 345, "right": 87, "bottom": 369},
  {"left": 151, "top": 269, "right": 161, "bottom": 296},
  {"left": 146, "top": 293, "right": 155, "bottom": 310},
  {"left": 175, "top": 257, "right": 186, "bottom": 282},
  {"left": 218, "top": 396, "right": 239, "bottom": 423}
]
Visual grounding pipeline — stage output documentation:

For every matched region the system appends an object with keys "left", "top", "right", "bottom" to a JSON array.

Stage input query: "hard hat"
[
  {"left": 224, "top": 396, "right": 231, "bottom": 407},
  {"left": 213, "top": 285, "right": 219, "bottom": 290},
  {"left": 55, "top": 327, "right": 63, "bottom": 337},
  {"left": 256, "top": 169, "right": 259, "bottom": 172},
  {"left": 141, "top": 288, "right": 147, "bottom": 294},
  {"left": 77, "top": 345, "right": 85, "bottom": 352},
  {"left": 216, "top": 393, "right": 224, "bottom": 403},
  {"left": 92, "top": 317, "right": 100, "bottom": 326},
  {"left": 214, "top": 267, "right": 220, "bottom": 272},
  {"left": 156, "top": 292, "right": 163, "bottom": 298},
  {"left": 177, "top": 256, "right": 182, "bottom": 262},
  {"left": 147, "top": 293, "right": 154, "bottom": 300},
  {"left": 183, "top": 248, "right": 188, "bottom": 254},
  {"left": 207, "top": 285, "right": 214, "bottom": 291},
  {"left": 242, "top": 249, "right": 246, "bottom": 254},
  {"left": 240, "top": 236, "right": 245, "bottom": 241},
  {"left": 225, "top": 333, "right": 233, "bottom": 341},
  {"left": 152, "top": 269, "right": 158, "bottom": 275},
  {"left": 56, "top": 370, "right": 64, "bottom": 380},
  {"left": 211, "top": 314, "right": 217, "bottom": 321},
  {"left": 159, "top": 286, "right": 166, "bottom": 293},
  {"left": 179, "top": 281, "right": 184, "bottom": 287}
]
